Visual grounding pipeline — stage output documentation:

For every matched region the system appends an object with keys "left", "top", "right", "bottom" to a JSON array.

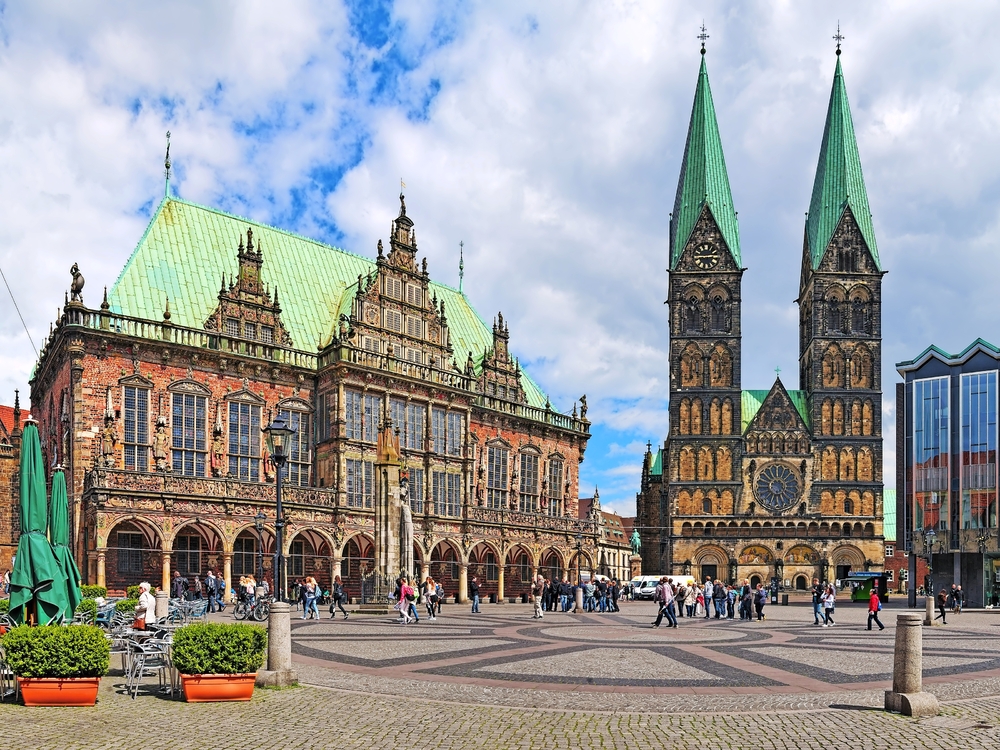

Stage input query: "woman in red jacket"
[{"left": 867, "top": 588, "right": 885, "bottom": 631}]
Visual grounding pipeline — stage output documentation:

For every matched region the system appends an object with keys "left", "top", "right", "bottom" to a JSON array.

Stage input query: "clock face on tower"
[
  {"left": 753, "top": 462, "right": 802, "bottom": 513},
  {"left": 693, "top": 242, "right": 720, "bottom": 270}
]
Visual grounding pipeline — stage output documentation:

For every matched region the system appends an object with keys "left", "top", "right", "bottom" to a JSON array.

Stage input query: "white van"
[{"left": 630, "top": 575, "right": 661, "bottom": 600}]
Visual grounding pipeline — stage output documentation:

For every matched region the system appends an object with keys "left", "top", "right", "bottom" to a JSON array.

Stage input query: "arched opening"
[
  {"left": 750, "top": 574, "right": 762, "bottom": 589},
  {"left": 343, "top": 535, "right": 374, "bottom": 599},
  {"left": 539, "top": 549, "right": 563, "bottom": 582},
  {"left": 431, "top": 541, "right": 461, "bottom": 595},
  {"left": 795, "top": 575, "right": 808, "bottom": 590},
  {"left": 287, "top": 530, "right": 333, "bottom": 594},
  {"left": 105, "top": 519, "right": 161, "bottom": 595},
  {"left": 171, "top": 520, "right": 225, "bottom": 598}
]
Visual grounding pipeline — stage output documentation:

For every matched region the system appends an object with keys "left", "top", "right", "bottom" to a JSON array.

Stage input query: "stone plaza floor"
[{"left": 3, "top": 598, "right": 1000, "bottom": 749}]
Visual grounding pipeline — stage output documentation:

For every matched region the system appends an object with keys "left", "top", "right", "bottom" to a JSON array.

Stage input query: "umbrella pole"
[{"left": 27, "top": 600, "right": 37, "bottom": 627}]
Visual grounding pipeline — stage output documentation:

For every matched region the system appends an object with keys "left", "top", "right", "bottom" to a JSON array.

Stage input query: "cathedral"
[{"left": 635, "top": 45, "right": 885, "bottom": 588}]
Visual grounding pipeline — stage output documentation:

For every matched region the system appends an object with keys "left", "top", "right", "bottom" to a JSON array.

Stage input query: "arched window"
[
  {"left": 721, "top": 399, "right": 733, "bottom": 435},
  {"left": 691, "top": 398, "right": 703, "bottom": 435},
  {"left": 821, "top": 399, "right": 832, "bottom": 435},
  {"left": 844, "top": 498, "right": 854, "bottom": 515},
  {"left": 832, "top": 400, "right": 844, "bottom": 436},
  {"left": 709, "top": 345, "right": 732, "bottom": 388},
  {"left": 680, "top": 344, "right": 703, "bottom": 387},
  {"left": 697, "top": 446, "right": 714, "bottom": 481},
  {"left": 851, "top": 345, "right": 873, "bottom": 389},
  {"left": 679, "top": 447, "right": 696, "bottom": 482},
  {"left": 822, "top": 345, "right": 845, "bottom": 388},
  {"left": 851, "top": 296, "right": 868, "bottom": 333},
  {"left": 679, "top": 399, "right": 691, "bottom": 435},
  {"left": 683, "top": 295, "right": 703, "bottom": 332},
  {"left": 716, "top": 446, "right": 732, "bottom": 481},
  {"left": 710, "top": 399, "right": 721, "bottom": 435},
  {"left": 702, "top": 498, "right": 712, "bottom": 514},
  {"left": 709, "top": 293, "right": 729, "bottom": 331},
  {"left": 828, "top": 298, "right": 844, "bottom": 333}
]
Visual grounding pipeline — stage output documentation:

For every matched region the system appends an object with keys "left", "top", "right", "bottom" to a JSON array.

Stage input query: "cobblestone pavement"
[{"left": 2, "top": 600, "right": 1000, "bottom": 749}]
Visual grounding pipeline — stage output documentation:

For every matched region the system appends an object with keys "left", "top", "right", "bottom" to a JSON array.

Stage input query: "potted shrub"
[
  {"left": 171, "top": 623, "right": 267, "bottom": 702},
  {"left": 1, "top": 625, "right": 110, "bottom": 706}
]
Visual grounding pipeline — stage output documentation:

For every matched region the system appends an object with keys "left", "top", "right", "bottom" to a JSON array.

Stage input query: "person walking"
[
  {"left": 811, "top": 578, "right": 824, "bottom": 625},
  {"left": 559, "top": 578, "right": 572, "bottom": 612},
  {"left": 867, "top": 587, "right": 885, "bottom": 631},
  {"left": 134, "top": 581, "right": 156, "bottom": 631},
  {"left": 531, "top": 575, "right": 544, "bottom": 619},
  {"left": 330, "top": 575, "right": 350, "bottom": 619},
  {"left": 703, "top": 578, "right": 714, "bottom": 618},
  {"left": 397, "top": 578, "right": 414, "bottom": 625},
  {"left": 205, "top": 570, "right": 219, "bottom": 613},
  {"left": 822, "top": 584, "right": 836, "bottom": 626},
  {"left": 726, "top": 584, "right": 736, "bottom": 619},
  {"left": 424, "top": 576, "right": 438, "bottom": 621},
  {"left": 684, "top": 584, "right": 696, "bottom": 618},
  {"left": 754, "top": 583, "right": 767, "bottom": 621},
  {"left": 935, "top": 588, "right": 948, "bottom": 624},
  {"left": 652, "top": 576, "right": 677, "bottom": 628},
  {"left": 192, "top": 575, "right": 203, "bottom": 600},
  {"left": 712, "top": 579, "right": 726, "bottom": 619},
  {"left": 170, "top": 569, "right": 189, "bottom": 600},
  {"left": 955, "top": 585, "right": 964, "bottom": 614},
  {"left": 469, "top": 576, "right": 481, "bottom": 613}
]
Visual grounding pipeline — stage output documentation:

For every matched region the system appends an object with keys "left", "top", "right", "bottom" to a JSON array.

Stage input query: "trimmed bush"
[
  {"left": 1, "top": 625, "right": 110, "bottom": 678},
  {"left": 115, "top": 598, "right": 139, "bottom": 614},
  {"left": 80, "top": 585, "right": 107, "bottom": 599},
  {"left": 75, "top": 598, "right": 98, "bottom": 621},
  {"left": 171, "top": 623, "right": 267, "bottom": 676},
  {"left": 0, "top": 599, "right": 9, "bottom": 614}
]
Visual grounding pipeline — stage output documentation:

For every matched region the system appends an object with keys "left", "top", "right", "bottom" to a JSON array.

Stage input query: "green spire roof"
[
  {"left": 805, "top": 56, "right": 880, "bottom": 270},
  {"left": 670, "top": 54, "right": 741, "bottom": 269}
]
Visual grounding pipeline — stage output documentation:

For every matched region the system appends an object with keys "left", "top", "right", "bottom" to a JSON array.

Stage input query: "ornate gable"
[
  {"left": 746, "top": 379, "right": 808, "bottom": 436},
  {"left": 474, "top": 312, "right": 526, "bottom": 404},
  {"left": 204, "top": 228, "right": 292, "bottom": 347}
]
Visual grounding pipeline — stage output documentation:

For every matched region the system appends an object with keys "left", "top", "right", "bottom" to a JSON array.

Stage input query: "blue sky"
[{"left": 2, "top": 2, "right": 1000, "bottom": 516}]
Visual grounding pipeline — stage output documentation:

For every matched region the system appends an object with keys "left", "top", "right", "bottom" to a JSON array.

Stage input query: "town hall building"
[{"left": 635, "top": 46, "right": 886, "bottom": 588}]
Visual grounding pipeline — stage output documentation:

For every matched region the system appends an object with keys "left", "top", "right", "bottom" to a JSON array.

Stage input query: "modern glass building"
[{"left": 897, "top": 339, "right": 1000, "bottom": 607}]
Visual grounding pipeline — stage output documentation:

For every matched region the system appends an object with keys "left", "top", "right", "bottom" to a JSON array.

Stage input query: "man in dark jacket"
[
  {"left": 170, "top": 570, "right": 189, "bottom": 600},
  {"left": 470, "top": 576, "right": 481, "bottom": 613}
]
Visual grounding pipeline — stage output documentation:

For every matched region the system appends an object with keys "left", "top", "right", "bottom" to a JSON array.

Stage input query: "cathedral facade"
[
  {"left": 28, "top": 193, "right": 611, "bottom": 600},
  {"left": 635, "top": 49, "right": 885, "bottom": 588}
]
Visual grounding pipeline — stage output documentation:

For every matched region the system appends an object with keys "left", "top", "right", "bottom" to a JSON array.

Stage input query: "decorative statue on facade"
[
  {"left": 629, "top": 529, "right": 642, "bottom": 556},
  {"left": 152, "top": 416, "right": 170, "bottom": 471},
  {"left": 400, "top": 470, "right": 414, "bottom": 579},
  {"left": 70, "top": 263, "right": 85, "bottom": 303},
  {"left": 97, "top": 387, "right": 117, "bottom": 468},
  {"left": 210, "top": 421, "right": 227, "bottom": 478},
  {"left": 579, "top": 395, "right": 588, "bottom": 421}
]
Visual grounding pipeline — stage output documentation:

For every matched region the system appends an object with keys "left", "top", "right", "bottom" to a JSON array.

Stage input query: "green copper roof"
[
  {"left": 740, "top": 388, "right": 810, "bottom": 433},
  {"left": 805, "top": 57, "right": 880, "bottom": 270},
  {"left": 883, "top": 489, "right": 896, "bottom": 543},
  {"left": 650, "top": 448, "right": 663, "bottom": 477},
  {"left": 108, "top": 196, "right": 547, "bottom": 407},
  {"left": 670, "top": 55, "right": 741, "bottom": 270}
]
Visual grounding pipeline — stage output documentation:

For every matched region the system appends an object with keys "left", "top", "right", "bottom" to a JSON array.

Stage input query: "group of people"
[
  {"left": 170, "top": 569, "right": 227, "bottom": 612},
  {"left": 393, "top": 575, "right": 445, "bottom": 624},
  {"left": 521, "top": 576, "right": 625, "bottom": 615},
  {"left": 651, "top": 577, "right": 771, "bottom": 627}
]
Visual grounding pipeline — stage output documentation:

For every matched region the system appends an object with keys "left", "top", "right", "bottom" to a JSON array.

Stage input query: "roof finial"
[
  {"left": 459, "top": 240, "right": 465, "bottom": 293},
  {"left": 697, "top": 21, "right": 709, "bottom": 54},
  {"left": 833, "top": 22, "right": 844, "bottom": 55},
  {"left": 164, "top": 131, "right": 172, "bottom": 197}
]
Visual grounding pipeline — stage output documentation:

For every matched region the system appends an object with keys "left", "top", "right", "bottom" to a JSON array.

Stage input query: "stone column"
[
  {"left": 154, "top": 590, "right": 169, "bottom": 620},
  {"left": 96, "top": 549, "right": 107, "bottom": 589},
  {"left": 497, "top": 566, "right": 505, "bottom": 603},
  {"left": 884, "top": 612, "right": 939, "bottom": 716},
  {"left": 420, "top": 560, "right": 429, "bottom": 584},
  {"left": 332, "top": 553, "right": 343, "bottom": 582},
  {"left": 256, "top": 601, "right": 298, "bottom": 688},
  {"left": 160, "top": 552, "right": 171, "bottom": 594},
  {"left": 458, "top": 563, "right": 469, "bottom": 604},
  {"left": 223, "top": 553, "right": 233, "bottom": 603},
  {"left": 925, "top": 594, "right": 934, "bottom": 625}
]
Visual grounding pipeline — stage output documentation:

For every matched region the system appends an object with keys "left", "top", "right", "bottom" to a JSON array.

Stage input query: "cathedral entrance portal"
[{"left": 701, "top": 564, "right": 717, "bottom": 583}]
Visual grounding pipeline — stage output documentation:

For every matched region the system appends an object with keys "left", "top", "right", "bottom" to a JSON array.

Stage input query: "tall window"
[
  {"left": 519, "top": 453, "right": 540, "bottom": 513},
  {"left": 117, "top": 532, "right": 144, "bottom": 575},
  {"left": 346, "top": 459, "right": 374, "bottom": 508},
  {"left": 174, "top": 535, "right": 201, "bottom": 576},
  {"left": 406, "top": 284, "right": 422, "bottom": 306},
  {"left": 279, "top": 409, "right": 311, "bottom": 487},
  {"left": 290, "top": 540, "right": 305, "bottom": 578},
  {"left": 345, "top": 390, "right": 380, "bottom": 443},
  {"left": 408, "top": 467, "right": 424, "bottom": 514},
  {"left": 228, "top": 402, "right": 261, "bottom": 482},
  {"left": 233, "top": 537, "right": 256, "bottom": 577},
  {"left": 432, "top": 409, "right": 446, "bottom": 454},
  {"left": 447, "top": 413, "right": 463, "bottom": 456},
  {"left": 123, "top": 386, "right": 149, "bottom": 471},
  {"left": 390, "top": 399, "right": 406, "bottom": 440},
  {"left": 547, "top": 458, "right": 564, "bottom": 517},
  {"left": 172, "top": 393, "right": 207, "bottom": 476},
  {"left": 961, "top": 371, "right": 998, "bottom": 529},
  {"left": 405, "top": 403, "right": 425, "bottom": 451},
  {"left": 406, "top": 316, "right": 422, "bottom": 338},
  {"left": 317, "top": 393, "right": 330, "bottom": 442},
  {"left": 486, "top": 446, "right": 508, "bottom": 509},
  {"left": 385, "top": 278, "right": 402, "bottom": 298},
  {"left": 914, "top": 377, "right": 950, "bottom": 532},
  {"left": 434, "top": 471, "right": 461, "bottom": 516},
  {"left": 385, "top": 310, "right": 402, "bottom": 332}
]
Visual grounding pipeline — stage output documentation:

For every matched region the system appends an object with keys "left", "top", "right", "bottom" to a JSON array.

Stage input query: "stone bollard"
[
  {"left": 154, "top": 590, "right": 169, "bottom": 621},
  {"left": 925, "top": 595, "right": 935, "bottom": 625},
  {"left": 255, "top": 601, "right": 298, "bottom": 688},
  {"left": 884, "top": 612, "right": 939, "bottom": 717},
  {"left": 574, "top": 586, "right": 584, "bottom": 613}
]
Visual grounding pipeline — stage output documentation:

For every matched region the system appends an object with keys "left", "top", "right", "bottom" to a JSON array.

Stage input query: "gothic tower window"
[
  {"left": 709, "top": 344, "right": 732, "bottom": 387},
  {"left": 850, "top": 293, "right": 869, "bottom": 333},
  {"left": 721, "top": 398, "right": 733, "bottom": 435},
  {"left": 697, "top": 446, "right": 714, "bottom": 481},
  {"left": 857, "top": 447, "right": 874, "bottom": 481},
  {"left": 851, "top": 399, "right": 862, "bottom": 436},
  {"left": 680, "top": 344, "right": 703, "bottom": 387},
  {"left": 702, "top": 498, "right": 712, "bottom": 513},
  {"left": 716, "top": 446, "right": 732, "bottom": 481},
  {"left": 822, "top": 344, "right": 845, "bottom": 388},
  {"left": 709, "top": 293, "right": 729, "bottom": 331},
  {"left": 679, "top": 399, "right": 691, "bottom": 435},
  {"left": 710, "top": 398, "right": 721, "bottom": 435},
  {"left": 821, "top": 399, "right": 832, "bottom": 435},
  {"left": 862, "top": 400, "right": 874, "bottom": 436},
  {"left": 691, "top": 398, "right": 703, "bottom": 435},
  {"left": 832, "top": 400, "right": 844, "bottom": 436},
  {"left": 851, "top": 345, "right": 873, "bottom": 389},
  {"left": 679, "top": 446, "right": 695, "bottom": 481},
  {"left": 821, "top": 446, "right": 837, "bottom": 481},
  {"left": 839, "top": 447, "right": 855, "bottom": 482},
  {"left": 683, "top": 295, "right": 703, "bottom": 333},
  {"left": 828, "top": 298, "right": 843, "bottom": 333}
]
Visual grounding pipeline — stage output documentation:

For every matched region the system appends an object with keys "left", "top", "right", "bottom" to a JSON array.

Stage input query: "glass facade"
[
  {"left": 913, "top": 376, "right": 949, "bottom": 532},
  {"left": 961, "top": 371, "right": 998, "bottom": 529}
]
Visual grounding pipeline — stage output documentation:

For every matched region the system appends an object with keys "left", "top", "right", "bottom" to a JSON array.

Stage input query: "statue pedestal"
[{"left": 630, "top": 554, "right": 642, "bottom": 579}]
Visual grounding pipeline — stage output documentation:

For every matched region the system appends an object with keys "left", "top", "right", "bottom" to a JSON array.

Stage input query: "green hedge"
[
  {"left": 1, "top": 625, "right": 110, "bottom": 678},
  {"left": 0, "top": 599, "right": 8, "bottom": 615},
  {"left": 80, "top": 585, "right": 107, "bottom": 599},
  {"left": 115, "top": 598, "right": 139, "bottom": 613},
  {"left": 171, "top": 623, "right": 267, "bottom": 676},
  {"left": 75, "top": 598, "right": 98, "bottom": 621}
]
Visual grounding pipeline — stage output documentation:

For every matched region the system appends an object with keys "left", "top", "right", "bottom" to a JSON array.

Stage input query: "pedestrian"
[
  {"left": 726, "top": 584, "right": 736, "bottom": 619},
  {"left": 754, "top": 583, "right": 767, "bottom": 621},
  {"left": 684, "top": 583, "right": 696, "bottom": 617},
  {"left": 955, "top": 585, "right": 964, "bottom": 614},
  {"left": 559, "top": 578, "right": 572, "bottom": 612},
  {"left": 740, "top": 583, "right": 753, "bottom": 621},
  {"left": 396, "top": 578, "right": 414, "bottom": 625},
  {"left": 867, "top": 587, "right": 885, "bottom": 631},
  {"left": 652, "top": 576, "right": 677, "bottom": 628},
  {"left": 2, "top": 569, "right": 10, "bottom": 596},
  {"left": 331, "top": 575, "right": 350, "bottom": 619},
  {"left": 695, "top": 585, "right": 705, "bottom": 616},
  {"left": 610, "top": 579, "right": 621, "bottom": 612},
  {"left": 703, "top": 578, "right": 714, "bottom": 619},
  {"left": 170, "top": 569, "right": 189, "bottom": 600},
  {"left": 675, "top": 581, "right": 687, "bottom": 618},
  {"left": 811, "top": 577, "right": 824, "bottom": 625},
  {"left": 713, "top": 579, "right": 726, "bottom": 619},
  {"left": 435, "top": 580, "right": 444, "bottom": 615},
  {"left": 134, "top": 581, "right": 156, "bottom": 630},
  {"left": 822, "top": 584, "right": 836, "bottom": 626},
  {"left": 531, "top": 575, "right": 544, "bottom": 619},
  {"left": 470, "top": 576, "right": 481, "bottom": 613},
  {"left": 424, "top": 576, "right": 438, "bottom": 621},
  {"left": 205, "top": 570, "right": 218, "bottom": 613},
  {"left": 935, "top": 588, "right": 948, "bottom": 624},
  {"left": 584, "top": 579, "right": 596, "bottom": 612},
  {"left": 192, "top": 575, "right": 203, "bottom": 600}
]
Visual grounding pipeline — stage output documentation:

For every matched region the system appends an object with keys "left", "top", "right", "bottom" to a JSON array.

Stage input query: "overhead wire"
[{"left": 0, "top": 262, "right": 39, "bottom": 358}]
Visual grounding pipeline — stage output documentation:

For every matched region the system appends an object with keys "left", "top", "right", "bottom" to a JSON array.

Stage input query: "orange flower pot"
[
  {"left": 180, "top": 673, "right": 256, "bottom": 702},
  {"left": 18, "top": 677, "right": 101, "bottom": 706}
]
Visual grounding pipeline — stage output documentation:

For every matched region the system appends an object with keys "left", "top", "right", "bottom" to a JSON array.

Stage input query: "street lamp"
[
  {"left": 263, "top": 413, "right": 295, "bottom": 602},
  {"left": 575, "top": 534, "right": 583, "bottom": 583},
  {"left": 254, "top": 512, "right": 266, "bottom": 587}
]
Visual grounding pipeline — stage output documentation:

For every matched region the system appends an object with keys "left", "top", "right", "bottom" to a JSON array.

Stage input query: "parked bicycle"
[{"left": 233, "top": 596, "right": 270, "bottom": 622}]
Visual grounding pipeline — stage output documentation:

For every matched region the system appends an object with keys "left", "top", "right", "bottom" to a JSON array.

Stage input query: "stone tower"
[
  {"left": 798, "top": 50, "right": 884, "bottom": 577},
  {"left": 662, "top": 49, "right": 744, "bottom": 576}
]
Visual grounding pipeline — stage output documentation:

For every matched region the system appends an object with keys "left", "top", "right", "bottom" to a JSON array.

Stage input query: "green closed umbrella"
[
  {"left": 8, "top": 421, "right": 69, "bottom": 625},
  {"left": 49, "top": 469, "right": 81, "bottom": 620}
]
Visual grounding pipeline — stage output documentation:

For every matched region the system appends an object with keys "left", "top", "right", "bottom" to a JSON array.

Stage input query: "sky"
[{"left": 1, "top": 1, "right": 999, "bottom": 516}]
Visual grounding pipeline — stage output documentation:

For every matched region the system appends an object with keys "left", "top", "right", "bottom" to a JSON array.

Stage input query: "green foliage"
[
  {"left": 75, "top": 598, "right": 98, "bottom": 621},
  {"left": 80, "top": 585, "right": 107, "bottom": 599},
  {"left": 171, "top": 623, "right": 267, "bottom": 676},
  {"left": 115, "top": 598, "right": 139, "bottom": 613},
  {"left": 1, "top": 625, "right": 110, "bottom": 678},
  {"left": 125, "top": 585, "right": 156, "bottom": 599},
  {"left": 0, "top": 599, "right": 8, "bottom": 614}
]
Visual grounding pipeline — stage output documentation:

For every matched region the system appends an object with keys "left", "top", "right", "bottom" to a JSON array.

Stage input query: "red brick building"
[
  {"left": 0, "top": 397, "right": 22, "bottom": 573},
  {"left": 29, "top": 194, "right": 593, "bottom": 599}
]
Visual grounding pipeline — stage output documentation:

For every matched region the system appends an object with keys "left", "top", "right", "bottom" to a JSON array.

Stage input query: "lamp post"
[
  {"left": 574, "top": 533, "right": 584, "bottom": 613},
  {"left": 263, "top": 413, "right": 295, "bottom": 603},
  {"left": 254, "top": 512, "right": 266, "bottom": 588}
]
